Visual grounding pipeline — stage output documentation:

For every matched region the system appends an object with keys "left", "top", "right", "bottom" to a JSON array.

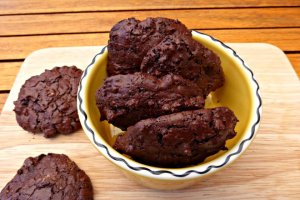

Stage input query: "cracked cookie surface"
[
  {"left": 113, "top": 107, "right": 238, "bottom": 168},
  {"left": 107, "top": 17, "right": 191, "bottom": 76},
  {"left": 0, "top": 153, "right": 93, "bottom": 200},
  {"left": 96, "top": 73, "right": 205, "bottom": 131},
  {"left": 141, "top": 35, "right": 225, "bottom": 97},
  {"left": 13, "top": 66, "right": 83, "bottom": 138},
  {"left": 107, "top": 17, "right": 225, "bottom": 96}
]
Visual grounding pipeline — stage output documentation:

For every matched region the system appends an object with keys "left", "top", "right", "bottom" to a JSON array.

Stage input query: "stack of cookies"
[{"left": 96, "top": 17, "right": 238, "bottom": 168}]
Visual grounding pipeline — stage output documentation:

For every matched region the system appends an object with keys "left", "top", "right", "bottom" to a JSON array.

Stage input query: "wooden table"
[
  {"left": 0, "top": 1, "right": 300, "bottom": 113},
  {"left": 0, "top": 1, "right": 300, "bottom": 199}
]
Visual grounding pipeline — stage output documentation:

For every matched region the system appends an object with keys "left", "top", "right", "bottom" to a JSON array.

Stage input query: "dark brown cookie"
[
  {"left": 113, "top": 107, "right": 238, "bottom": 168},
  {"left": 0, "top": 153, "right": 93, "bottom": 200},
  {"left": 107, "top": 17, "right": 191, "bottom": 76},
  {"left": 140, "top": 35, "right": 225, "bottom": 96},
  {"left": 13, "top": 66, "right": 83, "bottom": 138},
  {"left": 107, "top": 18, "right": 141, "bottom": 76},
  {"left": 107, "top": 17, "right": 225, "bottom": 96},
  {"left": 95, "top": 73, "right": 205, "bottom": 131}
]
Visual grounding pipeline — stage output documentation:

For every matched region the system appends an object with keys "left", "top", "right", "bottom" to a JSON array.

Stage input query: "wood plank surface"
[
  {"left": 1, "top": 0, "right": 299, "bottom": 15},
  {"left": 204, "top": 28, "right": 300, "bottom": 52},
  {"left": 0, "top": 34, "right": 109, "bottom": 60},
  {"left": 0, "top": 93, "right": 8, "bottom": 114},
  {"left": 0, "top": 62, "right": 21, "bottom": 91},
  {"left": 1, "top": 28, "right": 300, "bottom": 61},
  {"left": 287, "top": 54, "right": 300, "bottom": 79},
  {"left": 0, "top": 44, "right": 300, "bottom": 199},
  {"left": 1, "top": 8, "right": 300, "bottom": 36}
]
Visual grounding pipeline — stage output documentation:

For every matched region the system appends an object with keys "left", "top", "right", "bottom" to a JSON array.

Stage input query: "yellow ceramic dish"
[{"left": 77, "top": 31, "right": 262, "bottom": 190}]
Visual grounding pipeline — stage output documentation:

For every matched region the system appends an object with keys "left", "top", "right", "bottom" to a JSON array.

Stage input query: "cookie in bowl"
[
  {"left": 113, "top": 107, "right": 238, "bottom": 168},
  {"left": 77, "top": 18, "right": 262, "bottom": 190},
  {"left": 107, "top": 17, "right": 225, "bottom": 98},
  {"left": 95, "top": 73, "right": 205, "bottom": 131},
  {"left": 107, "top": 17, "right": 192, "bottom": 76}
]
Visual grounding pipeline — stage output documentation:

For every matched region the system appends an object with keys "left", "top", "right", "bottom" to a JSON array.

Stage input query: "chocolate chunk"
[
  {"left": 107, "top": 17, "right": 191, "bottom": 76},
  {"left": 13, "top": 66, "right": 83, "bottom": 138},
  {"left": 95, "top": 73, "right": 205, "bottom": 131},
  {"left": 141, "top": 35, "right": 225, "bottom": 96},
  {"left": 0, "top": 153, "right": 93, "bottom": 200},
  {"left": 113, "top": 107, "right": 238, "bottom": 168}
]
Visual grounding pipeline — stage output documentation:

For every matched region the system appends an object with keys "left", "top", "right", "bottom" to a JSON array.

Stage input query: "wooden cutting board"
[{"left": 0, "top": 44, "right": 299, "bottom": 199}]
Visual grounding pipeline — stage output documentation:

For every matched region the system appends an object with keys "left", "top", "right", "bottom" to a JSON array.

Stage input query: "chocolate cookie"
[
  {"left": 113, "top": 107, "right": 238, "bottom": 168},
  {"left": 95, "top": 73, "right": 205, "bottom": 131},
  {"left": 107, "top": 18, "right": 141, "bottom": 76},
  {"left": 107, "top": 17, "right": 225, "bottom": 96},
  {"left": 107, "top": 17, "right": 191, "bottom": 76},
  {"left": 140, "top": 35, "right": 225, "bottom": 96},
  {"left": 0, "top": 153, "right": 93, "bottom": 200},
  {"left": 13, "top": 66, "right": 83, "bottom": 138}
]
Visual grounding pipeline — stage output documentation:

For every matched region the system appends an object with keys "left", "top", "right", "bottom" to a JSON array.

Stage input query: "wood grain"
[
  {"left": 1, "top": 8, "right": 300, "bottom": 36},
  {"left": 1, "top": 0, "right": 299, "bottom": 15},
  {"left": 203, "top": 28, "right": 300, "bottom": 52},
  {"left": 0, "top": 62, "right": 22, "bottom": 91},
  {"left": 0, "top": 34, "right": 109, "bottom": 60},
  {"left": 287, "top": 54, "right": 300, "bottom": 79},
  {"left": 0, "top": 93, "right": 8, "bottom": 114},
  {"left": 1, "top": 28, "right": 300, "bottom": 61},
  {"left": 0, "top": 44, "right": 299, "bottom": 198}
]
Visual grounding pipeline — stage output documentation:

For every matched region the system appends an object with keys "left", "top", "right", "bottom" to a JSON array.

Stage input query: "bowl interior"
[{"left": 84, "top": 34, "right": 254, "bottom": 167}]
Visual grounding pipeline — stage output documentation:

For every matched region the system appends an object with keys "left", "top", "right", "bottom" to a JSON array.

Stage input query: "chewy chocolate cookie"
[
  {"left": 107, "top": 17, "right": 225, "bottom": 96},
  {"left": 13, "top": 66, "right": 83, "bottom": 138},
  {"left": 96, "top": 73, "right": 205, "bottom": 131},
  {"left": 141, "top": 35, "right": 225, "bottom": 96},
  {"left": 113, "top": 107, "right": 238, "bottom": 168},
  {"left": 107, "top": 17, "right": 191, "bottom": 76},
  {"left": 0, "top": 153, "right": 93, "bottom": 200}
]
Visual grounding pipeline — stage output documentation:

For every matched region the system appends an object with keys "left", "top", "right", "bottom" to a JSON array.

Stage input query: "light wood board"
[{"left": 0, "top": 44, "right": 299, "bottom": 199}]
